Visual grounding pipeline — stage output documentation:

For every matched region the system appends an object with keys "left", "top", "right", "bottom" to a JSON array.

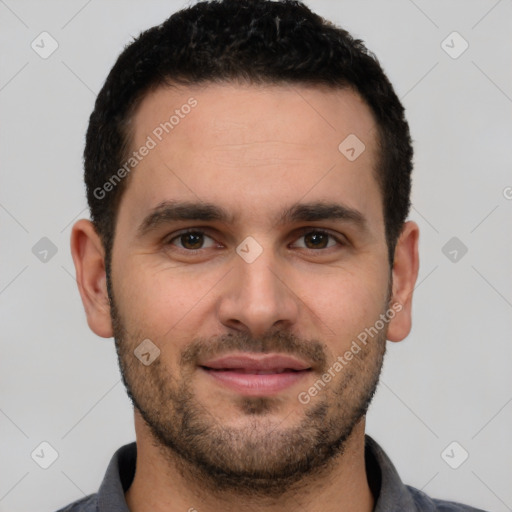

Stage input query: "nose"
[{"left": 216, "top": 247, "right": 300, "bottom": 338}]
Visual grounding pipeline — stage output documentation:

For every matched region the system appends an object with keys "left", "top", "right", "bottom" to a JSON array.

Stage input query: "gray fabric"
[{"left": 55, "top": 435, "right": 487, "bottom": 512}]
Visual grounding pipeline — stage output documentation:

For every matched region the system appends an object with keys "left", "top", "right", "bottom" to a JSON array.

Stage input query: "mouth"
[{"left": 199, "top": 354, "right": 313, "bottom": 396}]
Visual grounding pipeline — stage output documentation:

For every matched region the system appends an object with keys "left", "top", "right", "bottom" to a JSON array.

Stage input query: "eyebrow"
[{"left": 137, "top": 199, "right": 367, "bottom": 237}]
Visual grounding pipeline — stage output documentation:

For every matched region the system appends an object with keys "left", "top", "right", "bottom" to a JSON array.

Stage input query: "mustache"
[{"left": 180, "top": 329, "right": 328, "bottom": 371}]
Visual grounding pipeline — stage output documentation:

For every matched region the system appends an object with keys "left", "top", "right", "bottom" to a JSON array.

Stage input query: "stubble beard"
[{"left": 109, "top": 282, "right": 388, "bottom": 498}]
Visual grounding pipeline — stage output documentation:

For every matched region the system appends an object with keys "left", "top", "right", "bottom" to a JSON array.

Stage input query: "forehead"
[
  {"left": 131, "top": 81, "right": 377, "bottom": 155},
  {"left": 119, "top": 82, "right": 382, "bottom": 229}
]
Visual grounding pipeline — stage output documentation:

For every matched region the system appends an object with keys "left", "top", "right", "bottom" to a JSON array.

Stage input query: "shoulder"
[
  {"left": 406, "top": 485, "right": 489, "bottom": 512},
  {"left": 54, "top": 493, "right": 98, "bottom": 512}
]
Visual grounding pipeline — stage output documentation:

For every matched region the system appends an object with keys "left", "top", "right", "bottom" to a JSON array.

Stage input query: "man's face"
[{"left": 109, "top": 83, "right": 392, "bottom": 492}]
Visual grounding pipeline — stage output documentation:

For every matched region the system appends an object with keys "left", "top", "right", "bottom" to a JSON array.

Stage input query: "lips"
[{"left": 199, "top": 354, "right": 312, "bottom": 395}]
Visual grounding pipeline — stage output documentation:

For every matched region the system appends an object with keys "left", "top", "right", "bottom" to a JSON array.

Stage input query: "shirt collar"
[
  {"left": 96, "top": 435, "right": 416, "bottom": 511},
  {"left": 364, "top": 435, "right": 419, "bottom": 511}
]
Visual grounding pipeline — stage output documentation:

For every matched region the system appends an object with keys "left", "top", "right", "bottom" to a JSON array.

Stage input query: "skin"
[{"left": 71, "top": 82, "right": 419, "bottom": 512}]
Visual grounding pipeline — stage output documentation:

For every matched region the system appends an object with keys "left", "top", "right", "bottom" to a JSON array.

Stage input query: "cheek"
[
  {"left": 114, "top": 258, "right": 223, "bottom": 341},
  {"left": 294, "top": 264, "right": 388, "bottom": 352}
]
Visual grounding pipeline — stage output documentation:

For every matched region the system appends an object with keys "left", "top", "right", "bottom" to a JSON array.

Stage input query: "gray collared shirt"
[{"left": 55, "top": 435, "right": 487, "bottom": 512}]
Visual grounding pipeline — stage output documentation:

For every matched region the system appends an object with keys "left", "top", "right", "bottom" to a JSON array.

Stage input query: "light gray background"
[{"left": 1, "top": 1, "right": 511, "bottom": 511}]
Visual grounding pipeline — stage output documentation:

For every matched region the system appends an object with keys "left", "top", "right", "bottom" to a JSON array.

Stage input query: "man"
[{"left": 59, "top": 0, "right": 486, "bottom": 510}]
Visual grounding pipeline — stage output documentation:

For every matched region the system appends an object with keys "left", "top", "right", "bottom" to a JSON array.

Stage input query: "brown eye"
[
  {"left": 293, "top": 230, "right": 339, "bottom": 250},
  {"left": 304, "top": 231, "right": 330, "bottom": 249},
  {"left": 180, "top": 232, "right": 204, "bottom": 249},
  {"left": 168, "top": 231, "right": 216, "bottom": 251}
]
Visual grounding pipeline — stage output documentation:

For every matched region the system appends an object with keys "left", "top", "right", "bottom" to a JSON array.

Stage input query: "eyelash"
[{"left": 164, "top": 227, "right": 346, "bottom": 254}]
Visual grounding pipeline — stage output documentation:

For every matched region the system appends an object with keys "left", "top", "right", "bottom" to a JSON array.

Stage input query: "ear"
[
  {"left": 386, "top": 221, "right": 420, "bottom": 342},
  {"left": 70, "top": 219, "right": 113, "bottom": 338}
]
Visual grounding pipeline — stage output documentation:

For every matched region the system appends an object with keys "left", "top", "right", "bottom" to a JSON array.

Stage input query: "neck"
[{"left": 125, "top": 411, "right": 374, "bottom": 512}]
